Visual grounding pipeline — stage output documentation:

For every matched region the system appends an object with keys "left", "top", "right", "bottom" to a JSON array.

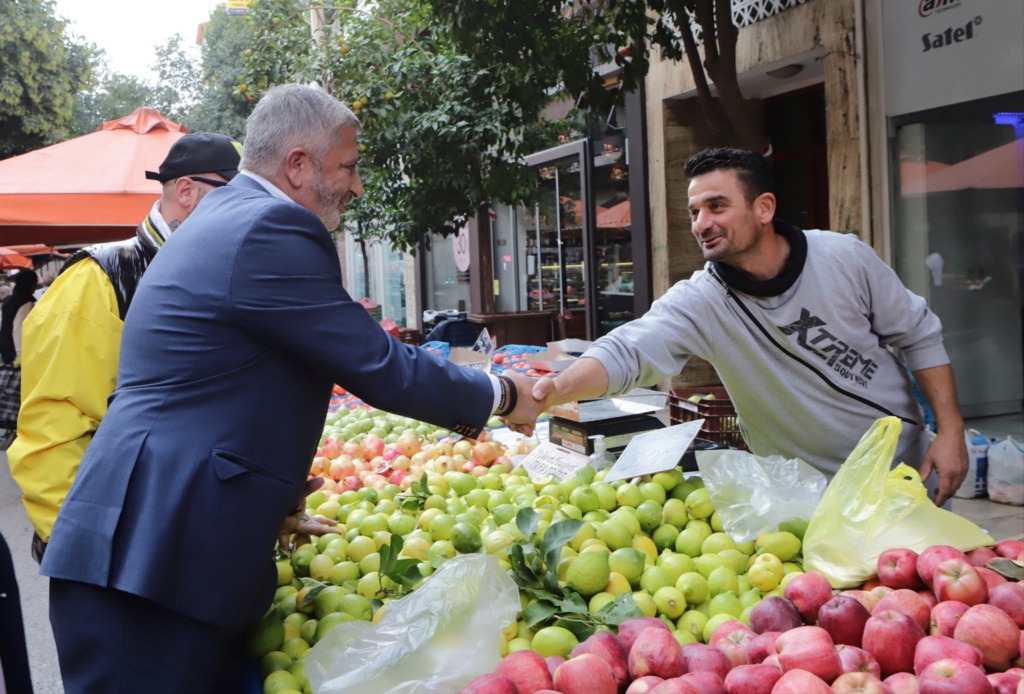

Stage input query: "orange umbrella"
[
  {"left": 0, "top": 247, "right": 34, "bottom": 270},
  {"left": 0, "top": 107, "right": 188, "bottom": 246}
]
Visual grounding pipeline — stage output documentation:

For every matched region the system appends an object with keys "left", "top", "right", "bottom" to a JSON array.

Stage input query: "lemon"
[
  {"left": 701, "top": 532, "right": 738, "bottom": 555},
  {"left": 589, "top": 591, "right": 616, "bottom": 613},
  {"left": 673, "top": 629, "right": 698, "bottom": 646},
  {"left": 596, "top": 519, "right": 633, "bottom": 551},
  {"left": 639, "top": 482, "right": 667, "bottom": 505},
  {"left": 531, "top": 626, "right": 579, "bottom": 658},
  {"left": 276, "top": 560, "right": 294, "bottom": 587},
  {"left": 632, "top": 535, "right": 659, "bottom": 565},
  {"left": 709, "top": 511, "right": 724, "bottom": 533},
  {"left": 777, "top": 517, "right": 809, "bottom": 540},
  {"left": 485, "top": 530, "right": 516, "bottom": 559},
  {"left": 755, "top": 531, "right": 801, "bottom": 562},
  {"left": 661, "top": 498, "right": 689, "bottom": 529},
  {"left": 313, "top": 585, "right": 349, "bottom": 619},
  {"left": 676, "top": 571, "right": 709, "bottom": 606},
  {"left": 670, "top": 477, "right": 702, "bottom": 502},
  {"left": 280, "top": 637, "right": 309, "bottom": 660},
  {"left": 610, "top": 509, "right": 642, "bottom": 537},
  {"left": 591, "top": 482, "right": 618, "bottom": 511},
  {"left": 400, "top": 536, "right": 431, "bottom": 561},
  {"left": 652, "top": 468, "right": 683, "bottom": 492},
  {"left": 703, "top": 612, "right": 737, "bottom": 644},
  {"left": 507, "top": 637, "right": 534, "bottom": 653},
  {"left": 748, "top": 553, "right": 784, "bottom": 592},
  {"left": 708, "top": 591, "right": 743, "bottom": 618},
  {"left": 609, "top": 548, "right": 647, "bottom": 586},
  {"left": 338, "top": 593, "right": 373, "bottom": 620},
  {"left": 566, "top": 549, "right": 611, "bottom": 597},
  {"left": 632, "top": 591, "right": 658, "bottom": 618},
  {"left": 569, "top": 486, "right": 600, "bottom": 514},
  {"left": 639, "top": 565, "right": 675, "bottom": 594},
  {"left": 245, "top": 613, "right": 285, "bottom": 658},
  {"left": 346, "top": 535, "right": 377, "bottom": 563},
  {"left": 428, "top": 513, "right": 457, "bottom": 541},
  {"left": 717, "top": 549, "right": 749, "bottom": 575},
  {"left": 308, "top": 554, "right": 335, "bottom": 582},
  {"left": 263, "top": 669, "right": 301, "bottom": 694},
  {"left": 652, "top": 524, "right": 680, "bottom": 553},
  {"left": 615, "top": 483, "right": 643, "bottom": 508},
  {"left": 289, "top": 545, "right": 318, "bottom": 578},
  {"left": 449, "top": 522, "right": 483, "bottom": 554},
  {"left": 707, "top": 566, "right": 739, "bottom": 597},
  {"left": 314, "top": 611, "right": 353, "bottom": 644},
  {"left": 259, "top": 650, "right": 292, "bottom": 679},
  {"left": 653, "top": 586, "right": 687, "bottom": 620},
  {"left": 386, "top": 512, "right": 417, "bottom": 536},
  {"left": 322, "top": 538, "right": 349, "bottom": 563},
  {"left": 675, "top": 528, "right": 705, "bottom": 558},
  {"left": 684, "top": 488, "right": 714, "bottom": 519},
  {"left": 677, "top": 609, "right": 709, "bottom": 642},
  {"left": 604, "top": 572, "right": 632, "bottom": 596},
  {"left": 635, "top": 501, "right": 664, "bottom": 534}
]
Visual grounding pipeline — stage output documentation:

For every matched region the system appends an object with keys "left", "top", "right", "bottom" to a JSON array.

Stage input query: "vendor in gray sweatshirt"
[{"left": 523, "top": 147, "right": 968, "bottom": 507}]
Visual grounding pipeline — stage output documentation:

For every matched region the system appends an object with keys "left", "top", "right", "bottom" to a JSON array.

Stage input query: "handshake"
[{"left": 494, "top": 371, "right": 562, "bottom": 436}]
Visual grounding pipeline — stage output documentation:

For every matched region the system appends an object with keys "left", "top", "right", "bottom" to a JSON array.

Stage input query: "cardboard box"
[
  {"left": 546, "top": 338, "right": 594, "bottom": 355},
  {"left": 449, "top": 347, "right": 490, "bottom": 372},
  {"left": 527, "top": 349, "right": 577, "bottom": 373}
]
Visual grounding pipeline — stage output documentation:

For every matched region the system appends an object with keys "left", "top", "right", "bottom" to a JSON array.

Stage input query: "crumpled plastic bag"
[
  {"left": 305, "top": 554, "right": 520, "bottom": 694},
  {"left": 697, "top": 449, "right": 827, "bottom": 542},
  {"left": 802, "top": 416, "right": 994, "bottom": 588}
]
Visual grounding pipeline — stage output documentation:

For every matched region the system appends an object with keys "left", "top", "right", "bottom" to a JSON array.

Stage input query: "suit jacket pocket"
[{"left": 211, "top": 448, "right": 292, "bottom": 485}]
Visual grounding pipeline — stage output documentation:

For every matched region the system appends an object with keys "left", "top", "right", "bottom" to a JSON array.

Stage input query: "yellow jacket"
[{"left": 7, "top": 259, "right": 122, "bottom": 542}]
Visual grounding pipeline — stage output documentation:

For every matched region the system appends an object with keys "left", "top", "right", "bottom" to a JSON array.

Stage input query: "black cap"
[{"left": 145, "top": 132, "right": 242, "bottom": 183}]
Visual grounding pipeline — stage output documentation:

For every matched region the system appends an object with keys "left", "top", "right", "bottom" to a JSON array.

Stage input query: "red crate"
[{"left": 669, "top": 386, "right": 749, "bottom": 451}]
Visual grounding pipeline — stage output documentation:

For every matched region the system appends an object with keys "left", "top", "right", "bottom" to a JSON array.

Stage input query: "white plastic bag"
[
  {"left": 954, "top": 429, "right": 989, "bottom": 499},
  {"left": 305, "top": 554, "right": 520, "bottom": 694},
  {"left": 696, "top": 449, "right": 827, "bottom": 542},
  {"left": 987, "top": 436, "right": 1024, "bottom": 506}
]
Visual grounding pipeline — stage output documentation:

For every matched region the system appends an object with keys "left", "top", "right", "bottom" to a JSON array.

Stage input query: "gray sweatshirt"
[{"left": 585, "top": 226, "right": 948, "bottom": 477}]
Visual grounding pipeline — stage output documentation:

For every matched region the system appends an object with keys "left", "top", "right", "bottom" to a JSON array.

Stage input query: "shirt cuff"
[{"left": 488, "top": 373, "right": 502, "bottom": 414}]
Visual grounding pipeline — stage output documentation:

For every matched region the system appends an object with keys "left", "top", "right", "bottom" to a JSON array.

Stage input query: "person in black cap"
[{"left": 7, "top": 132, "right": 243, "bottom": 563}]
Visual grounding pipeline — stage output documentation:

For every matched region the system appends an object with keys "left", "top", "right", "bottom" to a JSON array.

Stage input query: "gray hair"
[{"left": 241, "top": 84, "right": 361, "bottom": 177}]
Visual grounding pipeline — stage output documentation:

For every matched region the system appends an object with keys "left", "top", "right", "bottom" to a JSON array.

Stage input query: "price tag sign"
[
  {"left": 520, "top": 441, "right": 590, "bottom": 481},
  {"left": 604, "top": 420, "right": 704, "bottom": 483}
]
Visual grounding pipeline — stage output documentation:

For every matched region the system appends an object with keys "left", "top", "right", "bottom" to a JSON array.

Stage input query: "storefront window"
[
  {"left": 423, "top": 233, "right": 471, "bottom": 312},
  {"left": 345, "top": 235, "right": 409, "bottom": 327},
  {"left": 891, "top": 92, "right": 1023, "bottom": 418}
]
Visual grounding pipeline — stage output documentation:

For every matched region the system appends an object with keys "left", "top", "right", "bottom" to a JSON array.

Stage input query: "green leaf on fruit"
[
  {"left": 299, "top": 577, "right": 326, "bottom": 607},
  {"left": 986, "top": 558, "right": 1024, "bottom": 581},
  {"left": 516, "top": 507, "right": 540, "bottom": 536},
  {"left": 558, "top": 592, "right": 590, "bottom": 614},
  {"left": 594, "top": 593, "right": 644, "bottom": 626},
  {"left": 522, "top": 601, "right": 558, "bottom": 627},
  {"left": 552, "top": 618, "right": 595, "bottom": 641},
  {"left": 421, "top": 549, "right": 448, "bottom": 570}
]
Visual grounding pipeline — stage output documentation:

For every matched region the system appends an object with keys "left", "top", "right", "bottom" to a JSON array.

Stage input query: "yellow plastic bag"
[{"left": 802, "top": 416, "right": 994, "bottom": 588}]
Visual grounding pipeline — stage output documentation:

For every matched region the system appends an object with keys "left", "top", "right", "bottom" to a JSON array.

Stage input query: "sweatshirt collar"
[{"left": 711, "top": 218, "right": 807, "bottom": 297}]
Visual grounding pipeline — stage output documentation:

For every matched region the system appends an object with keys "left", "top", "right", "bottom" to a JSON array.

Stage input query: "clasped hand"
[{"left": 497, "top": 371, "right": 557, "bottom": 436}]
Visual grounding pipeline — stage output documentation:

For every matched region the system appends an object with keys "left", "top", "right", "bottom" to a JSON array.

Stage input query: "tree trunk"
[{"left": 359, "top": 236, "right": 370, "bottom": 300}]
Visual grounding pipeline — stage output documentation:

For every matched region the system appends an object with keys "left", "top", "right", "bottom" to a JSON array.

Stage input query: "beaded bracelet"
[{"left": 496, "top": 374, "right": 518, "bottom": 417}]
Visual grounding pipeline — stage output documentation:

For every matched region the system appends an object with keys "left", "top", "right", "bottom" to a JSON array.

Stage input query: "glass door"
[{"left": 525, "top": 141, "right": 594, "bottom": 339}]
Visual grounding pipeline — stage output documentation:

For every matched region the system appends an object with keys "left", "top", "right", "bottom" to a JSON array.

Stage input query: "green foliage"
[
  {"left": 0, "top": 0, "right": 95, "bottom": 157},
  {"left": 242, "top": 0, "right": 561, "bottom": 252},
  {"left": 508, "top": 507, "right": 642, "bottom": 640}
]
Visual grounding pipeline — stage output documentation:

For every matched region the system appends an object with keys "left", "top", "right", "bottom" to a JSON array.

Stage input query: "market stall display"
[{"left": 248, "top": 404, "right": 1022, "bottom": 694}]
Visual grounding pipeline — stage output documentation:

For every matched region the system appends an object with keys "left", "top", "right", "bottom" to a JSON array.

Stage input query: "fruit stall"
[{"left": 249, "top": 349, "right": 1024, "bottom": 694}]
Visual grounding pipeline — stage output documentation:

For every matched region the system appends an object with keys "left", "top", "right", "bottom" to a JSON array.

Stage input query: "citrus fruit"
[
  {"left": 653, "top": 586, "right": 687, "bottom": 620},
  {"left": 755, "top": 531, "right": 801, "bottom": 562},
  {"left": 258, "top": 650, "right": 292, "bottom": 679},
  {"left": 449, "top": 522, "right": 482, "bottom": 554},
  {"left": 748, "top": 553, "right": 784, "bottom": 592},
  {"left": 262, "top": 669, "right": 300, "bottom": 694},
  {"left": 244, "top": 613, "right": 284, "bottom": 658},
  {"left": 609, "top": 548, "right": 647, "bottom": 586},
  {"left": 676, "top": 571, "right": 709, "bottom": 606},
  {"left": 276, "top": 560, "right": 294, "bottom": 587},
  {"left": 531, "top": 626, "right": 579, "bottom": 658},
  {"left": 565, "top": 548, "right": 611, "bottom": 597}
]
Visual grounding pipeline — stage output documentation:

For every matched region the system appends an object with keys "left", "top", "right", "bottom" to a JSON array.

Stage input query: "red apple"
[
  {"left": 774, "top": 626, "right": 842, "bottom": 682},
  {"left": 678, "top": 671, "right": 726, "bottom": 694},
  {"left": 930, "top": 600, "right": 970, "bottom": 637},
  {"left": 618, "top": 617, "right": 673, "bottom": 654},
  {"left": 545, "top": 656, "right": 564, "bottom": 676},
  {"left": 996, "top": 540, "right": 1024, "bottom": 559},
  {"left": 553, "top": 654, "right": 618, "bottom": 694},
  {"left": 883, "top": 672, "right": 920, "bottom": 694},
  {"left": 862, "top": 609, "right": 926, "bottom": 677},
  {"left": 874, "top": 588, "right": 933, "bottom": 632},
  {"left": 841, "top": 590, "right": 881, "bottom": 613},
  {"left": 836, "top": 644, "right": 882, "bottom": 677},
  {"left": 879, "top": 548, "right": 925, "bottom": 590},
  {"left": 988, "top": 669, "right": 1023, "bottom": 694},
  {"left": 968, "top": 546, "right": 999, "bottom": 567},
  {"left": 709, "top": 620, "right": 755, "bottom": 646},
  {"left": 749, "top": 597, "right": 803, "bottom": 634},
  {"left": 918, "top": 657, "right": 994, "bottom": 694},
  {"left": 457, "top": 673, "right": 518, "bottom": 693},
  {"left": 914, "top": 634, "right": 985, "bottom": 676},
  {"left": 626, "top": 676, "right": 665, "bottom": 694},
  {"left": 819, "top": 595, "right": 872, "bottom": 648},
  {"left": 988, "top": 583, "right": 1024, "bottom": 628},
  {"left": 934, "top": 558, "right": 989, "bottom": 606},
  {"left": 361, "top": 434, "right": 385, "bottom": 460},
  {"left": 954, "top": 603, "right": 1022, "bottom": 671},
  {"left": 629, "top": 627, "right": 686, "bottom": 680},
  {"left": 919, "top": 590, "right": 938, "bottom": 611},
  {"left": 494, "top": 649, "right": 554, "bottom": 694},
  {"left": 870, "top": 585, "right": 895, "bottom": 603},
  {"left": 714, "top": 629, "right": 755, "bottom": 670},
  {"left": 746, "top": 631, "right": 781, "bottom": 665},
  {"left": 471, "top": 441, "right": 498, "bottom": 465},
  {"left": 571, "top": 630, "right": 629, "bottom": 692},
  {"left": 978, "top": 566, "right": 1010, "bottom": 593},
  {"left": 319, "top": 436, "right": 342, "bottom": 459},
  {"left": 649, "top": 679, "right": 700, "bottom": 694},
  {"left": 681, "top": 643, "right": 731, "bottom": 681},
  {"left": 769, "top": 668, "right": 832, "bottom": 693},
  {"left": 863, "top": 578, "right": 883, "bottom": 591},
  {"left": 782, "top": 571, "right": 834, "bottom": 624},
  {"left": 723, "top": 663, "right": 782, "bottom": 693},
  {"left": 831, "top": 671, "right": 895, "bottom": 694},
  {"left": 918, "top": 546, "right": 970, "bottom": 589}
]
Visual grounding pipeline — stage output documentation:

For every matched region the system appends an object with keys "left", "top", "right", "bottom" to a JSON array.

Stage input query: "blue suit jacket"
[{"left": 41, "top": 175, "right": 493, "bottom": 628}]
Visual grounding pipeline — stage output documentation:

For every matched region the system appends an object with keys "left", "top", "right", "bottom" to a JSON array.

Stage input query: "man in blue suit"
[{"left": 41, "top": 84, "right": 543, "bottom": 692}]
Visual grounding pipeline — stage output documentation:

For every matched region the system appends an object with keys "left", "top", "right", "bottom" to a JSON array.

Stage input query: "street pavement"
[{"left": 0, "top": 449, "right": 62, "bottom": 694}]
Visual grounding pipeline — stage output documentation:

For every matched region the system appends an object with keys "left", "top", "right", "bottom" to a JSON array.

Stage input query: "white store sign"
[{"left": 882, "top": 0, "right": 1024, "bottom": 116}]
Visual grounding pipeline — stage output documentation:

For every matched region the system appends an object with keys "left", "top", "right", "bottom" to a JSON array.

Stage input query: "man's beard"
[{"left": 313, "top": 170, "right": 344, "bottom": 231}]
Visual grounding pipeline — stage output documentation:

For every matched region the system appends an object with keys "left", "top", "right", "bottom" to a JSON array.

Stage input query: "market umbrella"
[
  {"left": 0, "top": 107, "right": 188, "bottom": 246},
  {"left": 0, "top": 247, "right": 34, "bottom": 270}
]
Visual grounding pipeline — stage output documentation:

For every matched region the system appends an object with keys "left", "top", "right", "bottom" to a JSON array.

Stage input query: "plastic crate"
[{"left": 669, "top": 386, "right": 749, "bottom": 451}]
